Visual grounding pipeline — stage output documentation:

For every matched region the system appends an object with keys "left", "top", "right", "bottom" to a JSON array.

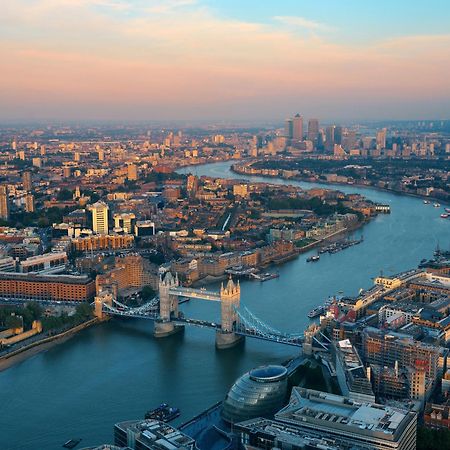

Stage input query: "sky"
[{"left": 1, "top": 0, "right": 449, "bottom": 122}]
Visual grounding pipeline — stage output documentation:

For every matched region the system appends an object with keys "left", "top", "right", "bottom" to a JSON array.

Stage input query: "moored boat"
[{"left": 145, "top": 403, "right": 180, "bottom": 422}]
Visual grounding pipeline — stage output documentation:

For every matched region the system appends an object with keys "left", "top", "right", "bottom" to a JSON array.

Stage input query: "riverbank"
[
  {"left": 0, "top": 317, "right": 101, "bottom": 372},
  {"left": 231, "top": 162, "right": 450, "bottom": 207}
]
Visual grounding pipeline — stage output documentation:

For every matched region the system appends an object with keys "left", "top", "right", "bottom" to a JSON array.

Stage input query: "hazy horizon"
[{"left": 1, "top": 0, "right": 449, "bottom": 121}]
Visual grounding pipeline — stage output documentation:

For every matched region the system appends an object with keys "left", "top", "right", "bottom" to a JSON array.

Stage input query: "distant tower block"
[
  {"left": 216, "top": 278, "right": 244, "bottom": 349},
  {"left": 154, "top": 272, "right": 184, "bottom": 338}
]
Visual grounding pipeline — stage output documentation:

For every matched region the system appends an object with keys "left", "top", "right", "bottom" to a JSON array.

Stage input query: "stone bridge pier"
[
  {"left": 216, "top": 278, "right": 244, "bottom": 349},
  {"left": 154, "top": 272, "right": 184, "bottom": 337}
]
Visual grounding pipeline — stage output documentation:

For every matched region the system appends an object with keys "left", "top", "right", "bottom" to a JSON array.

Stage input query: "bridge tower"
[
  {"left": 216, "top": 277, "right": 244, "bottom": 349},
  {"left": 94, "top": 291, "right": 113, "bottom": 320},
  {"left": 154, "top": 272, "right": 183, "bottom": 337}
]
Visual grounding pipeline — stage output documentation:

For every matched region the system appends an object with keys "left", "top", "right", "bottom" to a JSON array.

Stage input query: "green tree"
[
  {"left": 141, "top": 285, "right": 156, "bottom": 301},
  {"left": 57, "top": 188, "right": 73, "bottom": 201},
  {"left": 5, "top": 314, "right": 23, "bottom": 329}
]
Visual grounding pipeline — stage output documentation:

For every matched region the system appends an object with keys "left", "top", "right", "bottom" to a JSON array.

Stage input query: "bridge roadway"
[
  {"left": 0, "top": 295, "right": 304, "bottom": 348},
  {"left": 168, "top": 287, "right": 221, "bottom": 302},
  {"left": 102, "top": 303, "right": 304, "bottom": 347}
]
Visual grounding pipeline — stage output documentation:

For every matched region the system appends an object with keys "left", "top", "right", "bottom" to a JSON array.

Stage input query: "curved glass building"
[{"left": 222, "top": 365, "right": 289, "bottom": 423}]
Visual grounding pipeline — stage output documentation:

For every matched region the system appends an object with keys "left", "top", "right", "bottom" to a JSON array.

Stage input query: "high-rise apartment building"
[
  {"left": 25, "top": 193, "right": 35, "bottom": 213},
  {"left": 22, "top": 171, "right": 32, "bottom": 191},
  {"left": 90, "top": 201, "right": 109, "bottom": 235},
  {"left": 0, "top": 185, "right": 10, "bottom": 221}
]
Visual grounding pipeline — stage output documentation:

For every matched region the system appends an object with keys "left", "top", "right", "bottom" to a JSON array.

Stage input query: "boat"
[
  {"left": 423, "top": 200, "right": 430, "bottom": 204},
  {"left": 434, "top": 203, "right": 441, "bottom": 207},
  {"left": 441, "top": 214, "right": 449, "bottom": 219},
  {"left": 145, "top": 403, "right": 180, "bottom": 422},
  {"left": 306, "top": 255, "right": 320, "bottom": 262},
  {"left": 62, "top": 439, "right": 81, "bottom": 449},
  {"left": 308, "top": 306, "right": 325, "bottom": 319},
  {"left": 249, "top": 272, "right": 279, "bottom": 282},
  {"left": 445, "top": 208, "right": 450, "bottom": 213}
]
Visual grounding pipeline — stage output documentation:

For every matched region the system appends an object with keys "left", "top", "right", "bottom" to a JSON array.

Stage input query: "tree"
[
  {"left": 25, "top": 302, "right": 43, "bottom": 320},
  {"left": 57, "top": 188, "right": 73, "bottom": 201},
  {"left": 74, "top": 303, "right": 93, "bottom": 321},
  {"left": 5, "top": 314, "right": 23, "bottom": 329},
  {"left": 141, "top": 285, "right": 156, "bottom": 301}
]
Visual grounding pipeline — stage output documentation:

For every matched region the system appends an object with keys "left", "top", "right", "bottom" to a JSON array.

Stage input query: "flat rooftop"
[
  {"left": 0, "top": 271, "right": 93, "bottom": 285},
  {"left": 276, "top": 388, "right": 415, "bottom": 441}
]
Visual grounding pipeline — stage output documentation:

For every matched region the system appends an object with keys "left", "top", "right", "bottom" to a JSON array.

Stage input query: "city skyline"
[{"left": 1, "top": 0, "right": 449, "bottom": 122}]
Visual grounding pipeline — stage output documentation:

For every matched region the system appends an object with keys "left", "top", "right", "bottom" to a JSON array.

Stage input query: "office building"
[
  {"left": 284, "top": 118, "right": 293, "bottom": 139},
  {"left": 335, "top": 126, "right": 343, "bottom": 145},
  {"left": 90, "top": 201, "right": 109, "bottom": 235},
  {"left": 135, "top": 220, "right": 156, "bottom": 237},
  {"left": 222, "top": 365, "right": 289, "bottom": 423},
  {"left": 292, "top": 114, "right": 303, "bottom": 141},
  {"left": 22, "top": 171, "right": 32, "bottom": 191},
  {"left": 0, "top": 185, "right": 10, "bottom": 221},
  {"left": 326, "top": 125, "right": 335, "bottom": 152},
  {"left": 272, "top": 388, "right": 417, "bottom": 450},
  {"left": 362, "top": 327, "right": 440, "bottom": 382},
  {"left": 236, "top": 417, "right": 342, "bottom": 449},
  {"left": 0, "top": 256, "right": 16, "bottom": 272},
  {"left": 114, "top": 419, "right": 195, "bottom": 450},
  {"left": 334, "top": 339, "right": 376, "bottom": 403},
  {"left": 377, "top": 128, "right": 387, "bottom": 149},
  {"left": 113, "top": 212, "right": 136, "bottom": 233},
  {"left": 307, "top": 119, "right": 319, "bottom": 143}
]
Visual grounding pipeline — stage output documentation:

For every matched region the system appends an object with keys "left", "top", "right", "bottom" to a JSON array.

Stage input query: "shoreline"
[
  {"left": 0, "top": 318, "right": 102, "bottom": 372},
  {"left": 230, "top": 162, "right": 450, "bottom": 207}
]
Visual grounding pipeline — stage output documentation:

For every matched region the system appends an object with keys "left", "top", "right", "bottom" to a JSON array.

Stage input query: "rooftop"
[{"left": 275, "top": 388, "right": 416, "bottom": 442}]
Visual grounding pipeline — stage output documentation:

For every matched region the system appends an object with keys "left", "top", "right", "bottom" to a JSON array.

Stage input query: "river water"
[{"left": 1, "top": 161, "right": 449, "bottom": 449}]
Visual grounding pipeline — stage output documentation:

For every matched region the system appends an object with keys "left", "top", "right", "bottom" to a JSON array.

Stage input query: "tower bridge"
[{"left": 95, "top": 272, "right": 306, "bottom": 349}]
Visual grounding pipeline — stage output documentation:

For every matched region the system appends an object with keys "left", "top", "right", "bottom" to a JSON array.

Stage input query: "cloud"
[
  {"left": 0, "top": 1, "right": 448, "bottom": 120},
  {"left": 273, "top": 15, "right": 334, "bottom": 32}
]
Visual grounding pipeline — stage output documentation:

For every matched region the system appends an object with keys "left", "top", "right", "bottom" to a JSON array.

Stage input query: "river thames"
[{"left": 1, "top": 161, "right": 449, "bottom": 449}]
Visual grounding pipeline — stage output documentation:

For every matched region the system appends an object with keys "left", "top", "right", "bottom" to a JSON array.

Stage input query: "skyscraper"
[
  {"left": 22, "top": 171, "right": 32, "bottom": 191},
  {"left": 284, "top": 118, "right": 293, "bottom": 139},
  {"left": 376, "top": 128, "right": 387, "bottom": 148},
  {"left": 307, "top": 119, "right": 319, "bottom": 143},
  {"left": 325, "top": 125, "right": 335, "bottom": 152},
  {"left": 0, "top": 185, "right": 10, "bottom": 221},
  {"left": 334, "top": 126, "right": 343, "bottom": 145},
  {"left": 90, "top": 201, "right": 109, "bottom": 235},
  {"left": 292, "top": 114, "right": 303, "bottom": 141}
]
